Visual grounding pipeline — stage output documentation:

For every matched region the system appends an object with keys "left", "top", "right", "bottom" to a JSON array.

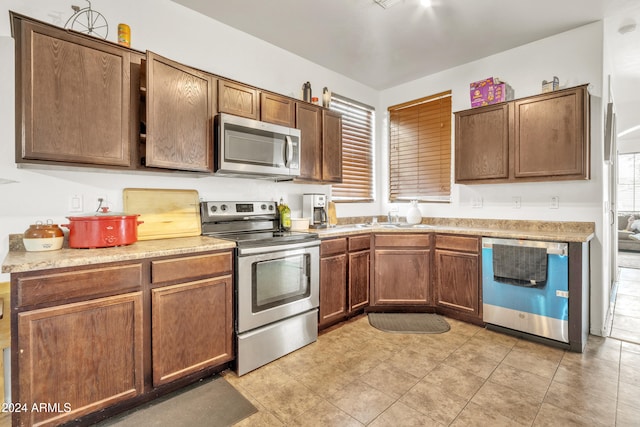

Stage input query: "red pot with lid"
[{"left": 61, "top": 208, "right": 144, "bottom": 249}]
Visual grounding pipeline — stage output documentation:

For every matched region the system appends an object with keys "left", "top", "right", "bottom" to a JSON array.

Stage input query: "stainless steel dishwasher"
[{"left": 482, "top": 237, "right": 569, "bottom": 343}]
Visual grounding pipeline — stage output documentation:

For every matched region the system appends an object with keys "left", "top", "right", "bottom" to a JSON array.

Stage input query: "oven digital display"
[{"left": 236, "top": 203, "right": 254, "bottom": 213}]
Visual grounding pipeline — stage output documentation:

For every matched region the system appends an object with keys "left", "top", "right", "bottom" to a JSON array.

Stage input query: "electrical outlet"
[
  {"left": 550, "top": 196, "right": 559, "bottom": 209},
  {"left": 471, "top": 197, "right": 483, "bottom": 208},
  {"left": 68, "top": 195, "right": 83, "bottom": 213},
  {"left": 513, "top": 196, "right": 521, "bottom": 209}
]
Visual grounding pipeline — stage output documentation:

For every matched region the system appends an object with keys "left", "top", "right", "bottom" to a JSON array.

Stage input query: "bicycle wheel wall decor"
[{"left": 65, "top": 0, "right": 109, "bottom": 39}]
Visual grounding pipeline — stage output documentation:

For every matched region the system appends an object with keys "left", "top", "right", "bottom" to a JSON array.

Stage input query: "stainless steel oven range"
[{"left": 201, "top": 201, "right": 320, "bottom": 376}]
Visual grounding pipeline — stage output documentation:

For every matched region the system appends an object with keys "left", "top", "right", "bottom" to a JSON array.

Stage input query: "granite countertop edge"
[
  {"left": 3, "top": 218, "right": 595, "bottom": 274},
  {"left": 315, "top": 225, "right": 594, "bottom": 242},
  {"left": 2, "top": 236, "right": 236, "bottom": 274}
]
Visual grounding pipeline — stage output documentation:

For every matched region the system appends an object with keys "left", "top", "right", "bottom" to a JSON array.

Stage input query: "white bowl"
[{"left": 290, "top": 218, "right": 310, "bottom": 231}]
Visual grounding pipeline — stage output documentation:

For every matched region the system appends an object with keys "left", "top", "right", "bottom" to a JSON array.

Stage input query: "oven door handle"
[{"left": 237, "top": 239, "right": 320, "bottom": 256}]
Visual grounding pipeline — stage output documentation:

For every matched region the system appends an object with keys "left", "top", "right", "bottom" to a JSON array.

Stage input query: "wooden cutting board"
[{"left": 123, "top": 188, "right": 201, "bottom": 240}]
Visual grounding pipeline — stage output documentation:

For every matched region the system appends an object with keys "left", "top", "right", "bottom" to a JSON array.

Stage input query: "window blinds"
[
  {"left": 330, "top": 94, "right": 375, "bottom": 202},
  {"left": 388, "top": 91, "right": 452, "bottom": 202}
]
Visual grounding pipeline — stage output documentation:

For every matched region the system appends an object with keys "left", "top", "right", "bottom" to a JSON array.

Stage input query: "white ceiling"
[{"left": 172, "top": 0, "right": 640, "bottom": 139}]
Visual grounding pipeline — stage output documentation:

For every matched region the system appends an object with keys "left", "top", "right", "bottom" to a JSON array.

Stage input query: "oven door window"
[{"left": 252, "top": 253, "right": 310, "bottom": 312}]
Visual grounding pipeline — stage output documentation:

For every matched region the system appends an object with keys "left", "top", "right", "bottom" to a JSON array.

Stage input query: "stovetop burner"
[{"left": 200, "top": 200, "right": 319, "bottom": 247}]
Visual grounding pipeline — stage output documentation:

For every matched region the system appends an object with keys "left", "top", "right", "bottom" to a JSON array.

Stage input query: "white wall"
[
  {"left": 0, "top": 1, "right": 611, "bottom": 335},
  {"left": 0, "top": 0, "right": 379, "bottom": 282},
  {"left": 378, "top": 22, "right": 608, "bottom": 335}
]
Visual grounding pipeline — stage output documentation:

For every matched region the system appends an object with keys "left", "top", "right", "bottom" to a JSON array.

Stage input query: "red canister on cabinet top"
[{"left": 61, "top": 208, "right": 143, "bottom": 248}]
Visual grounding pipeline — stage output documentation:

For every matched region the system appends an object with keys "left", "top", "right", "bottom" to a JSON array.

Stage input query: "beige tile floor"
[
  {"left": 611, "top": 265, "right": 640, "bottom": 345},
  {"left": 224, "top": 314, "right": 640, "bottom": 426}
]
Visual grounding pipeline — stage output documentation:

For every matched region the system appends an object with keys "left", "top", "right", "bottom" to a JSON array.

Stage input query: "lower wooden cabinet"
[
  {"left": 17, "top": 292, "right": 144, "bottom": 427},
  {"left": 319, "top": 240, "right": 348, "bottom": 327},
  {"left": 152, "top": 276, "right": 233, "bottom": 386},
  {"left": 11, "top": 250, "right": 234, "bottom": 426},
  {"left": 434, "top": 234, "right": 482, "bottom": 322},
  {"left": 319, "top": 235, "right": 370, "bottom": 328},
  {"left": 372, "top": 234, "right": 431, "bottom": 306}
]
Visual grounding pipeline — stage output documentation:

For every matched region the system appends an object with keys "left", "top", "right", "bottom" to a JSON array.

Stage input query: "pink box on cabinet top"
[{"left": 470, "top": 77, "right": 513, "bottom": 108}]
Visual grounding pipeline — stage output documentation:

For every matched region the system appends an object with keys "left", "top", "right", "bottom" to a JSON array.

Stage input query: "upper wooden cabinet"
[
  {"left": 322, "top": 109, "right": 343, "bottom": 183},
  {"left": 13, "top": 16, "right": 132, "bottom": 167},
  {"left": 296, "top": 103, "right": 343, "bottom": 183},
  {"left": 455, "top": 85, "right": 590, "bottom": 184},
  {"left": 144, "top": 51, "right": 215, "bottom": 172},
  {"left": 218, "top": 79, "right": 259, "bottom": 119},
  {"left": 261, "top": 92, "right": 295, "bottom": 127},
  {"left": 513, "top": 87, "right": 589, "bottom": 179},
  {"left": 296, "top": 103, "right": 323, "bottom": 181},
  {"left": 455, "top": 104, "right": 510, "bottom": 181}
]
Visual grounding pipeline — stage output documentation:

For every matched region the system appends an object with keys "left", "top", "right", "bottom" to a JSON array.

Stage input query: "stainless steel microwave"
[{"left": 214, "top": 113, "right": 301, "bottom": 180}]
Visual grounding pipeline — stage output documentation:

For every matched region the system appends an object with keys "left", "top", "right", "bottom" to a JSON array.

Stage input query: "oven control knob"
[
  {"left": 210, "top": 205, "right": 217, "bottom": 213},
  {"left": 261, "top": 204, "right": 267, "bottom": 210},
  {"left": 220, "top": 204, "right": 228, "bottom": 212},
  {"left": 268, "top": 205, "right": 274, "bottom": 211}
]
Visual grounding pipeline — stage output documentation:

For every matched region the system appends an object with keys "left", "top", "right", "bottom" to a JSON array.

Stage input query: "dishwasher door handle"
[{"left": 482, "top": 237, "right": 568, "bottom": 256}]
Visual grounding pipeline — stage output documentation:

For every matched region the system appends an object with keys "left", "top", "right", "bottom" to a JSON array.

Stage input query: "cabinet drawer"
[
  {"left": 151, "top": 252, "right": 232, "bottom": 284},
  {"left": 375, "top": 234, "right": 430, "bottom": 248},
  {"left": 17, "top": 264, "right": 142, "bottom": 308},
  {"left": 349, "top": 235, "right": 371, "bottom": 252},
  {"left": 435, "top": 234, "right": 479, "bottom": 253},
  {"left": 321, "top": 238, "right": 347, "bottom": 257}
]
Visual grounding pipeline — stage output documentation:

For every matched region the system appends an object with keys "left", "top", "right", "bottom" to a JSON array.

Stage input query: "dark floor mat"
[
  {"left": 368, "top": 312, "right": 450, "bottom": 334},
  {"left": 94, "top": 375, "right": 257, "bottom": 427}
]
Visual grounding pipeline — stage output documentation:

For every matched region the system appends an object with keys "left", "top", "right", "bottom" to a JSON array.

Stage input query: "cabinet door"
[
  {"left": 454, "top": 104, "right": 510, "bottom": 182},
  {"left": 319, "top": 253, "right": 348, "bottom": 327},
  {"left": 17, "top": 293, "right": 144, "bottom": 427},
  {"left": 218, "top": 79, "right": 259, "bottom": 119},
  {"left": 435, "top": 249, "right": 480, "bottom": 317},
  {"left": 373, "top": 248, "right": 431, "bottom": 305},
  {"left": 322, "top": 109, "right": 343, "bottom": 183},
  {"left": 296, "top": 103, "right": 323, "bottom": 181},
  {"left": 349, "top": 250, "right": 370, "bottom": 312},
  {"left": 16, "top": 18, "right": 131, "bottom": 167},
  {"left": 514, "top": 86, "right": 589, "bottom": 179},
  {"left": 145, "top": 51, "right": 214, "bottom": 172},
  {"left": 261, "top": 92, "right": 295, "bottom": 127},
  {"left": 151, "top": 275, "right": 233, "bottom": 386}
]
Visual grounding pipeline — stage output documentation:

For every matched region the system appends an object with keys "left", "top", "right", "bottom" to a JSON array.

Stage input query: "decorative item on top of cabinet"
[
  {"left": 260, "top": 92, "right": 295, "bottom": 127},
  {"left": 372, "top": 234, "right": 432, "bottom": 307},
  {"left": 434, "top": 234, "right": 482, "bottom": 324},
  {"left": 454, "top": 84, "right": 589, "bottom": 184},
  {"left": 218, "top": 79, "right": 259, "bottom": 119},
  {"left": 12, "top": 14, "right": 133, "bottom": 168},
  {"left": 143, "top": 51, "right": 215, "bottom": 172}
]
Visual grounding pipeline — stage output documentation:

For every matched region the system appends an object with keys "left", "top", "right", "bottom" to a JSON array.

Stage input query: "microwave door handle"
[{"left": 284, "top": 135, "right": 293, "bottom": 167}]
